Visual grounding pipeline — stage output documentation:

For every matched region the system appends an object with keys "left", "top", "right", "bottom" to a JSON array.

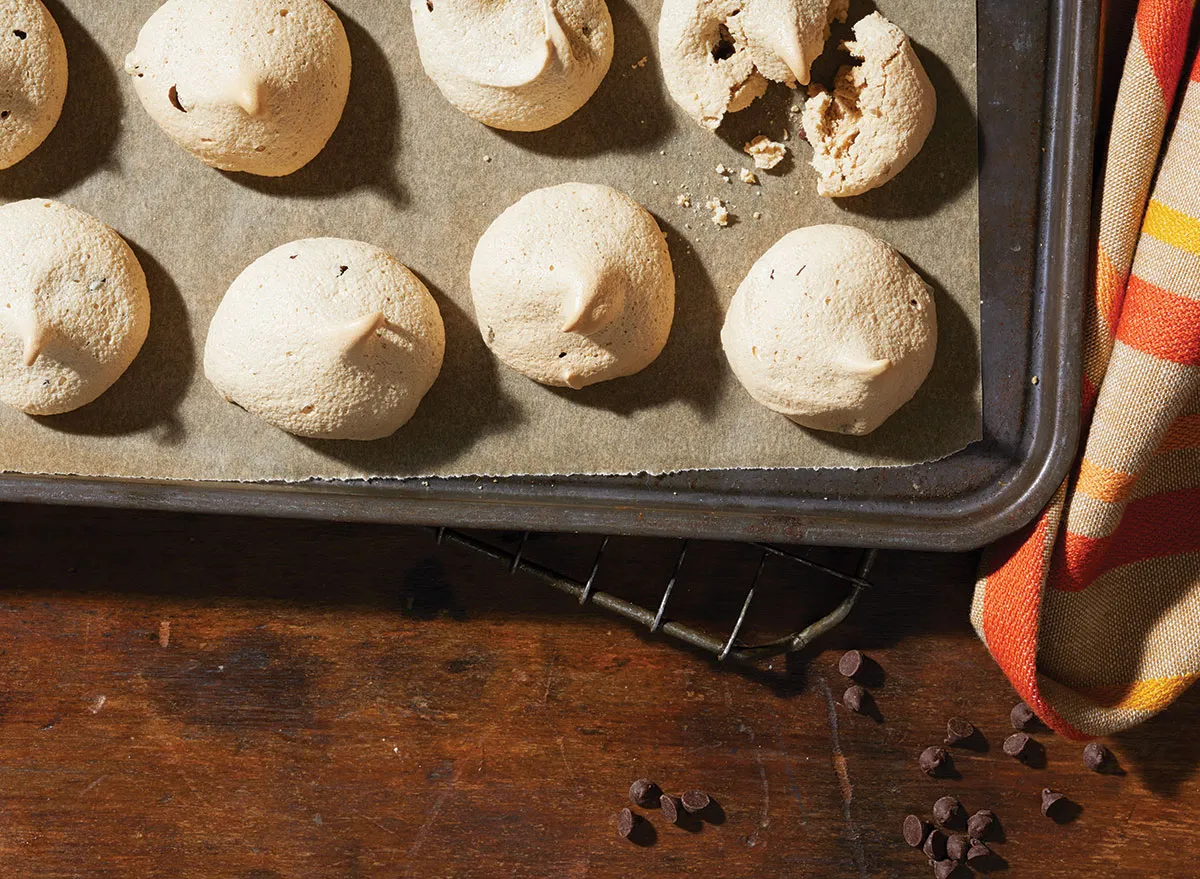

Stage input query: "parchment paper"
[{"left": 0, "top": 0, "right": 979, "bottom": 481}]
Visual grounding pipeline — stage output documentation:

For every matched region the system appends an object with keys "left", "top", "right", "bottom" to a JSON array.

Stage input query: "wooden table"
[{"left": 0, "top": 503, "right": 1195, "bottom": 877}]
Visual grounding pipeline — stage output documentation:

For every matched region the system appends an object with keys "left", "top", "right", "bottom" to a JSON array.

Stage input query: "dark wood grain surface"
[{"left": 0, "top": 503, "right": 1195, "bottom": 877}]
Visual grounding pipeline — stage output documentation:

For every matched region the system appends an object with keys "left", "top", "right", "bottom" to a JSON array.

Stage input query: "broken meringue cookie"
[
  {"left": 470, "top": 183, "right": 675, "bottom": 389},
  {"left": 412, "top": 0, "right": 614, "bottom": 132},
  {"left": 658, "top": 0, "right": 847, "bottom": 130},
  {"left": 802, "top": 12, "right": 937, "bottom": 197},
  {"left": 124, "top": 0, "right": 351, "bottom": 177}
]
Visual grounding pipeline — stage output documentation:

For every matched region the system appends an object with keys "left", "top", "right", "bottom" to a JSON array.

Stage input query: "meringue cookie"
[
  {"left": 0, "top": 199, "right": 150, "bottom": 416},
  {"left": 412, "top": 0, "right": 613, "bottom": 132},
  {"left": 0, "top": 0, "right": 68, "bottom": 170},
  {"left": 802, "top": 13, "right": 936, "bottom": 197},
  {"left": 470, "top": 183, "right": 674, "bottom": 388},
  {"left": 204, "top": 239, "right": 445, "bottom": 441},
  {"left": 125, "top": 0, "right": 351, "bottom": 177},
  {"left": 722, "top": 224, "right": 936, "bottom": 435},
  {"left": 658, "top": 0, "right": 846, "bottom": 130}
]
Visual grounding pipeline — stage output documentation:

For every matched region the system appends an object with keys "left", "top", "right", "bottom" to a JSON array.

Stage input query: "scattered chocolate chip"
[
  {"left": 660, "top": 794, "right": 681, "bottom": 825},
  {"left": 932, "top": 859, "right": 961, "bottom": 879},
  {"left": 967, "top": 810, "right": 996, "bottom": 840},
  {"left": 680, "top": 790, "right": 710, "bottom": 813},
  {"left": 1003, "top": 732, "right": 1033, "bottom": 760},
  {"left": 1041, "top": 788, "right": 1067, "bottom": 817},
  {"left": 933, "top": 796, "right": 964, "bottom": 828},
  {"left": 13, "top": 29, "right": 26, "bottom": 40},
  {"left": 838, "top": 649, "right": 866, "bottom": 678},
  {"left": 628, "top": 778, "right": 660, "bottom": 808},
  {"left": 967, "top": 840, "right": 992, "bottom": 863},
  {"left": 944, "top": 717, "right": 976, "bottom": 745},
  {"left": 946, "top": 834, "right": 969, "bottom": 861},
  {"left": 922, "top": 828, "right": 948, "bottom": 860},
  {"left": 920, "top": 746, "right": 950, "bottom": 776},
  {"left": 844, "top": 684, "right": 868, "bottom": 713},
  {"left": 1083, "top": 742, "right": 1111, "bottom": 772},
  {"left": 903, "top": 814, "right": 931, "bottom": 848},
  {"left": 1010, "top": 701, "right": 1039, "bottom": 730},
  {"left": 617, "top": 807, "right": 636, "bottom": 839}
]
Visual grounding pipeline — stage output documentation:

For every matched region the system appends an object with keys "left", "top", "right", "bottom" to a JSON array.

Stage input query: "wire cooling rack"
[{"left": 432, "top": 527, "right": 876, "bottom": 662}]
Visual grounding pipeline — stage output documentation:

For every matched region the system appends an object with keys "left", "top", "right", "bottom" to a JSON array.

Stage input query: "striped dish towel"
[{"left": 972, "top": 0, "right": 1200, "bottom": 738}]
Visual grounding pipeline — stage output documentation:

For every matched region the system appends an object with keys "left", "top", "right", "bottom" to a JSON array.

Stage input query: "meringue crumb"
[
  {"left": 790, "top": 104, "right": 801, "bottom": 114},
  {"left": 739, "top": 167, "right": 758, "bottom": 185},
  {"left": 744, "top": 136, "right": 787, "bottom": 170},
  {"left": 715, "top": 163, "right": 729, "bottom": 176},
  {"left": 752, "top": 211, "right": 762, "bottom": 220},
  {"left": 632, "top": 55, "right": 648, "bottom": 68},
  {"left": 676, "top": 194, "right": 692, "bottom": 208},
  {"left": 705, "top": 197, "right": 729, "bottom": 227},
  {"left": 482, "top": 154, "right": 492, "bottom": 163}
]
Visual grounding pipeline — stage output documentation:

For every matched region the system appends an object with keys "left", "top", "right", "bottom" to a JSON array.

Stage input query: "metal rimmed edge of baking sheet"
[{"left": 0, "top": 0, "right": 1096, "bottom": 552}]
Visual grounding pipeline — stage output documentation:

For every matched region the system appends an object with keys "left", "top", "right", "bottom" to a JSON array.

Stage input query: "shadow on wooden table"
[
  {"left": 0, "top": 505, "right": 978, "bottom": 706},
  {"left": 1115, "top": 685, "right": 1200, "bottom": 798}
]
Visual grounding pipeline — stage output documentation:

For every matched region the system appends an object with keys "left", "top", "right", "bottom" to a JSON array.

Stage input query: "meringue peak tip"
[
  {"left": 769, "top": 31, "right": 811, "bottom": 85},
  {"left": 233, "top": 78, "right": 268, "bottom": 117},
  {"left": 840, "top": 355, "right": 892, "bottom": 377},
  {"left": 559, "top": 271, "right": 625, "bottom": 336},
  {"left": 21, "top": 322, "right": 56, "bottom": 367},
  {"left": 332, "top": 311, "right": 387, "bottom": 356},
  {"left": 540, "top": 0, "right": 575, "bottom": 63}
]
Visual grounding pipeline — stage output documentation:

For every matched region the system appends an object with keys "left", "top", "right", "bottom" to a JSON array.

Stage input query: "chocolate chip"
[
  {"left": 660, "top": 794, "right": 681, "bottom": 825},
  {"left": 933, "top": 796, "right": 964, "bottom": 828},
  {"left": 967, "top": 840, "right": 992, "bottom": 863},
  {"left": 628, "top": 778, "right": 660, "bottom": 808},
  {"left": 903, "top": 814, "right": 931, "bottom": 848},
  {"left": 932, "top": 859, "right": 961, "bottom": 879},
  {"left": 967, "top": 809, "right": 996, "bottom": 840},
  {"left": 844, "top": 684, "right": 868, "bottom": 713},
  {"left": 919, "top": 746, "right": 950, "bottom": 776},
  {"left": 1041, "top": 788, "right": 1067, "bottom": 817},
  {"left": 617, "top": 807, "right": 636, "bottom": 839},
  {"left": 945, "top": 834, "right": 969, "bottom": 861},
  {"left": 944, "top": 717, "right": 976, "bottom": 745},
  {"left": 680, "top": 790, "right": 710, "bottom": 813},
  {"left": 1003, "top": 732, "right": 1033, "bottom": 760},
  {"left": 1083, "top": 742, "right": 1111, "bottom": 772},
  {"left": 838, "top": 649, "right": 865, "bottom": 678},
  {"left": 1010, "top": 701, "right": 1039, "bottom": 730},
  {"left": 922, "top": 829, "right": 948, "bottom": 860}
]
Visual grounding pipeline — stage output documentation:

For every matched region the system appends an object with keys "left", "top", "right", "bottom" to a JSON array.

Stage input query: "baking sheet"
[{"left": 0, "top": 0, "right": 979, "bottom": 481}]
